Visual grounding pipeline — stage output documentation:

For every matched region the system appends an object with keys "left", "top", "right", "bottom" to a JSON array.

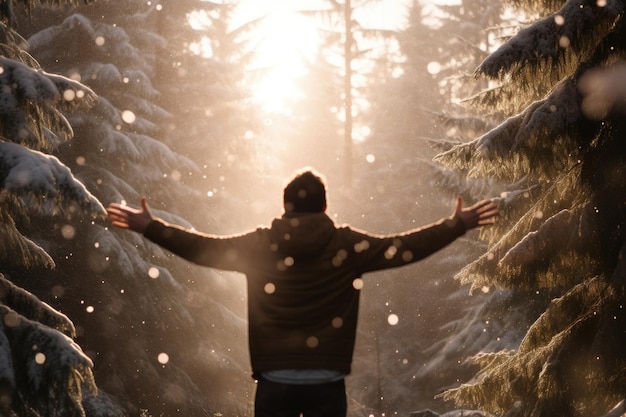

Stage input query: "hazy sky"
[
  {"left": 232, "top": 0, "right": 413, "bottom": 114},
  {"left": 233, "top": 0, "right": 412, "bottom": 31}
]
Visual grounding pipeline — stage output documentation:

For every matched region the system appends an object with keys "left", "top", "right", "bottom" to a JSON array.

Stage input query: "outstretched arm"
[
  {"left": 106, "top": 197, "right": 254, "bottom": 271},
  {"left": 106, "top": 197, "right": 154, "bottom": 234},
  {"left": 454, "top": 197, "right": 499, "bottom": 230}
]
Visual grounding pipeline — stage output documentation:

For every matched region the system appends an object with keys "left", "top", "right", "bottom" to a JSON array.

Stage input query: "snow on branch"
[
  {"left": 76, "top": 166, "right": 139, "bottom": 209},
  {"left": 81, "top": 63, "right": 123, "bottom": 89},
  {"left": 119, "top": 69, "right": 158, "bottom": 98},
  {"left": 128, "top": 133, "right": 200, "bottom": 175},
  {"left": 1, "top": 304, "right": 96, "bottom": 417},
  {"left": 29, "top": 13, "right": 151, "bottom": 76},
  {"left": 118, "top": 93, "right": 173, "bottom": 125},
  {"left": 80, "top": 63, "right": 162, "bottom": 104},
  {"left": 0, "top": 274, "right": 75, "bottom": 337},
  {"left": 507, "top": 0, "right": 566, "bottom": 14},
  {"left": 0, "top": 55, "right": 95, "bottom": 107},
  {"left": 476, "top": 0, "right": 622, "bottom": 87},
  {"left": 444, "top": 275, "right": 621, "bottom": 415},
  {"left": 443, "top": 304, "right": 597, "bottom": 415},
  {"left": 27, "top": 14, "right": 98, "bottom": 63},
  {"left": 518, "top": 276, "right": 606, "bottom": 352},
  {"left": 0, "top": 56, "right": 97, "bottom": 150},
  {"left": 433, "top": 111, "right": 526, "bottom": 180},
  {"left": 0, "top": 22, "right": 31, "bottom": 61},
  {"left": 454, "top": 168, "right": 598, "bottom": 292},
  {"left": 0, "top": 198, "right": 55, "bottom": 269},
  {"left": 496, "top": 197, "right": 608, "bottom": 289},
  {"left": 93, "top": 225, "right": 184, "bottom": 293},
  {"left": 97, "top": 126, "right": 143, "bottom": 161},
  {"left": 435, "top": 78, "right": 585, "bottom": 182},
  {"left": 0, "top": 142, "right": 105, "bottom": 218}
]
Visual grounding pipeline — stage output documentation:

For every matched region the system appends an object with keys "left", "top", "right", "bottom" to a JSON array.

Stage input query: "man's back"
[
  {"left": 143, "top": 209, "right": 468, "bottom": 376},
  {"left": 106, "top": 168, "right": 498, "bottom": 417}
]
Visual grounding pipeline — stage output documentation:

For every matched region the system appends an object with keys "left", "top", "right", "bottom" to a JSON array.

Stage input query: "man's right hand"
[{"left": 106, "top": 197, "right": 154, "bottom": 234}]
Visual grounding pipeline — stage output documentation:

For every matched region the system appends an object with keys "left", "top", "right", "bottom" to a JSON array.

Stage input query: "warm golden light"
[{"left": 248, "top": 9, "right": 320, "bottom": 113}]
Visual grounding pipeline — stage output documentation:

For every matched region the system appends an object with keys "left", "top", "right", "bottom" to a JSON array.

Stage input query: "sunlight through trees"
[{"left": 0, "top": 0, "right": 624, "bottom": 416}]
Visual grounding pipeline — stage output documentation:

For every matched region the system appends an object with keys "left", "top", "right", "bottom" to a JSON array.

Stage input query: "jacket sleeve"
[
  {"left": 350, "top": 214, "right": 467, "bottom": 273},
  {"left": 143, "top": 219, "right": 256, "bottom": 272}
]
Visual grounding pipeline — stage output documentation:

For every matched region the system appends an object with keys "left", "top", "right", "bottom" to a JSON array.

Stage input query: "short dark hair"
[{"left": 283, "top": 169, "right": 327, "bottom": 213}]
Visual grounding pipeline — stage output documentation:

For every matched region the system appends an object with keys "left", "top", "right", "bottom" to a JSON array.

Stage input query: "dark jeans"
[{"left": 254, "top": 378, "right": 347, "bottom": 417}]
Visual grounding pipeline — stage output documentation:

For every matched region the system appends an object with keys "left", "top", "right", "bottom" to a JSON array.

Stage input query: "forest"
[{"left": 0, "top": 0, "right": 624, "bottom": 416}]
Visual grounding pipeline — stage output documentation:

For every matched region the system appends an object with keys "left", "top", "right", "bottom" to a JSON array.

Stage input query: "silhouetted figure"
[{"left": 107, "top": 168, "right": 498, "bottom": 417}]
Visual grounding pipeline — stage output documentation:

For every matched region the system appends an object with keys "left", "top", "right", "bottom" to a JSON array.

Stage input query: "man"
[{"left": 106, "top": 168, "right": 498, "bottom": 417}]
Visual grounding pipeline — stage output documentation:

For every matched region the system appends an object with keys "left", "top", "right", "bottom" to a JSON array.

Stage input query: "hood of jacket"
[{"left": 269, "top": 212, "right": 337, "bottom": 257}]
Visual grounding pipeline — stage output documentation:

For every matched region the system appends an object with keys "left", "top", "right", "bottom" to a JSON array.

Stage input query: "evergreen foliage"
[
  {"left": 0, "top": 2, "right": 110, "bottom": 414},
  {"left": 435, "top": 0, "right": 626, "bottom": 415},
  {"left": 0, "top": 0, "right": 254, "bottom": 415},
  {"left": 15, "top": 1, "right": 253, "bottom": 415}
]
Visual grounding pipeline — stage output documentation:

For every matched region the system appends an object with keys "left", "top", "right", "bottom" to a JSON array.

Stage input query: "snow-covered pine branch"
[
  {"left": 1, "top": 303, "right": 95, "bottom": 417},
  {"left": 433, "top": 112, "right": 525, "bottom": 180},
  {"left": 128, "top": 133, "right": 200, "bottom": 176},
  {"left": 476, "top": 0, "right": 622, "bottom": 89},
  {"left": 81, "top": 63, "right": 123, "bottom": 89},
  {"left": 453, "top": 167, "right": 587, "bottom": 292},
  {"left": 444, "top": 275, "right": 617, "bottom": 416},
  {"left": 0, "top": 274, "right": 75, "bottom": 337},
  {"left": 93, "top": 225, "right": 184, "bottom": 293},
  {"left": 435, "top": 77, "right": 586, "bottom": 183},
  {"left": 0, "top": 21, "right": 31, "bottom": 61},
  {"left": 498, "top": 208, "right": 583, "bottom": 287},
  {"left": 0, "top": 193, "right": 55, "bottom": 269},
  {"left": 506, "top": 0, "right": 564, "bottom": 14},
  {"left": 28, "top": 13, "right": 150, "bottom": 76},
  {"left": 0, "top": 56, "right": 97, "bottom": 150},
  {"left": 0, "top": 141, "right": 105, "bottom": 218}
]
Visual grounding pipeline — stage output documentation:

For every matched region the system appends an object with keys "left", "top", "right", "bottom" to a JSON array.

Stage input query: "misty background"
[{"left": 0, "top": 0, "right": 624, "bottom": 417}]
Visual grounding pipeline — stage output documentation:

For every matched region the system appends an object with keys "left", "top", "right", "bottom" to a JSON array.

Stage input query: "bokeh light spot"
[
  {"left": 306, "top": 336, "right": 319, "bottom": 348},
  {"left": 61, "top": 225, "right": 76, "bottom": 239},
  {"left": 427, "top": 61, "right": 441, "bottom": 75},
  {"left": 3, "top": 311, "right": 19, "bottom": 327},
  {"left": 264, "top": 283, "right": 276, "bottom": 294},
  {"left": 122, "top": 110, "right": 136, "bottom": 124},
  {"left": 35, "top": 352, "right": 46, "bottom": 365},
  {"left": 148, "top": 267, "right": 160, "bottom": 279},
  {"left": 63, "top": 89, "right": 76, "bottom": 101}
]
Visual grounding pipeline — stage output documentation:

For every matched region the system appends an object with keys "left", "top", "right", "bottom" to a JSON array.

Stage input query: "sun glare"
[
  {"left": 239, "top": 0, "right": 410, "bottom": 114},
  {"left": 246, "top": 9, "right": 321, "bottom": 113}
]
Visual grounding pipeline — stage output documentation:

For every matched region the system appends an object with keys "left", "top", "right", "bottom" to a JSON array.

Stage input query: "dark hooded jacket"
[{"left": 143, "top": 211, "right": 466, "bottom": 377}]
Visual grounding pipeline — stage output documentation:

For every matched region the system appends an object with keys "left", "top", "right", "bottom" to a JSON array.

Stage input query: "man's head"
[{"left": 283, "top": 169, "right": 327, "bottom": 213}]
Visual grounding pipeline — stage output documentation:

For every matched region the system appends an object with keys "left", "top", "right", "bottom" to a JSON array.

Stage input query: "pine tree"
[
  {"left": 8, "top": 1, "right": 255, "bottom": 415},
  {"left": 434, "top": 0, "right": 626, "bottom": 416},
  {"left": 0, "top": 1, "right": 130, "bottom": 415}
]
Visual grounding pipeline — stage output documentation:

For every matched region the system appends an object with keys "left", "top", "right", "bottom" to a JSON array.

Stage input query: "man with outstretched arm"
[{"left": 106, "top": 168, "right": 498, "bottom": 417}]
